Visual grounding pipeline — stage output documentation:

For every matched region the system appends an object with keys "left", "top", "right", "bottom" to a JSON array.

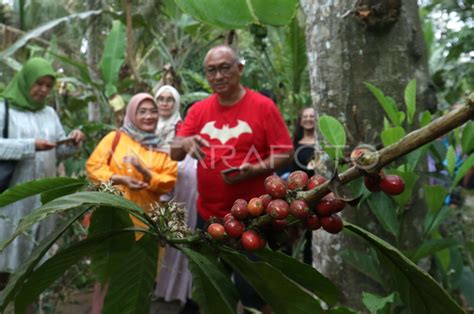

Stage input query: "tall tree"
[{"left": 300, "top": 0, "right": 437, "bottom": 309}]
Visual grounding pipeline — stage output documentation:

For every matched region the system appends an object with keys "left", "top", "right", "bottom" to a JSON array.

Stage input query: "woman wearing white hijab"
[
  {"left": 153, "top": 85, "right": 198, "bottom": 311},
  {"left": 155, "top": 85, "right": 182, "bottom": 150}
]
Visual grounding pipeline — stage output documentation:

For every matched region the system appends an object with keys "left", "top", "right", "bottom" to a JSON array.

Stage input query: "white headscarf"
[{"left": 155, "top": 85, "right": 182, "bottom": 149}]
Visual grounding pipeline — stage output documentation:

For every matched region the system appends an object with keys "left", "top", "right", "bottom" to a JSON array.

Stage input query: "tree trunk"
[
  {"left": 301, "top": 0, "right": 436, "bottom": 309},
  {"left": 86, "top": 0, "right": 102, "bottom": 122}
]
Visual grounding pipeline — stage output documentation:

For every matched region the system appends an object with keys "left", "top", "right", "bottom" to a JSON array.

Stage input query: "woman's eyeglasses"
[{"left": 156, "top": 97, "right": 175, "bottom": 104}]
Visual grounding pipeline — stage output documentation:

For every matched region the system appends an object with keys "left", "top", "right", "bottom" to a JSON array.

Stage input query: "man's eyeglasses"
[
  {"left": 156, "top": 97, "right": 175, "bottom": 104},
  {"left": 204, "top": 60, "right": 238, "bottom": 77}
]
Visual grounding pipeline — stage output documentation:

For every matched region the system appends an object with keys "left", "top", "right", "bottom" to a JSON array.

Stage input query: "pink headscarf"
[
  {"left": 123, "top": 93, "right": 157, "bottom": 127},
  {"left": 121, "top": 93, "right": 164, "bottom": 150}
]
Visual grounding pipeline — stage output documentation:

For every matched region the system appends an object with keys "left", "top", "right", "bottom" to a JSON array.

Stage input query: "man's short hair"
[{"left": 203, "top": 45, "right": 242, "bottom": 66}]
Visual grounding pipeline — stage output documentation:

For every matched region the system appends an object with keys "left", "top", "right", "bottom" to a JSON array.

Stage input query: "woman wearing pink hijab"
[
  {"left": 86, "top": 93, "right": 178, "bottom": 313},
  {"left": 87, "top": 93, "right": 177, "bottom": 210}
]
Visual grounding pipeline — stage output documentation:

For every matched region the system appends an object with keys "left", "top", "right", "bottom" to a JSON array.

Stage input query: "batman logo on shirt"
[{"left": 200, "top": 120, "right": 253, "bottom": 144}]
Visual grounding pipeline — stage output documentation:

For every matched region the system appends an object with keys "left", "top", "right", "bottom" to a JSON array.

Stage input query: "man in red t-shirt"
[{"left": 171, "top": 45, "right": 293, "bottom": 221}]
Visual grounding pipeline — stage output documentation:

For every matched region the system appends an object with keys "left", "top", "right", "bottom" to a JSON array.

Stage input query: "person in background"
[
  {"left": 0, "top": 57, "right": 85, "bottom": 293},
  {"left": 151, "top": 85, "right": 199, "bottom": 314},
  {"left": 171, "top": 45, "right": 293, "bottom": 314},
  {"left": 290, "top": 107, "right": 317, "bottom": 265},
  {"left": 86, "top": 93, "right": 178, "bottom": 313}
]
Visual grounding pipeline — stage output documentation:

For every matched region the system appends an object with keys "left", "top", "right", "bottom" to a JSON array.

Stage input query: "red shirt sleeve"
[
  {"left": 177, "top": 104, "right": 198, "bottom": 137},
  {"left": 264, "top": 102, "right": 293, "bottom": 153}
]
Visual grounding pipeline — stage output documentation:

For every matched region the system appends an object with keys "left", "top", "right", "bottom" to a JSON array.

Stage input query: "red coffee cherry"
[
  {"left": 320, "top": 214, "right": 343, "bottom": 234},
  {"left": 304, "top": 214, "right": 321, "bottom": 230},
  {"left": 231, "top": 201, "right": 249, "bottom": 220},
  {"left": 267, "top": 199, "right": 290, "bottom": 220},
  {"left": 224, "top": 219, "right": 245, "bottom": 238},
  {"left": 241, "top": 230, "right": 264, "bottom": 251},
  {"left": 307, "top": 174, "right": 327, "bottom": 190},
  {"left": 289, "top": 199, "right": 310, "bottom": 220},
  {"left": 207, "top": 223, "right": 225, "bottom": 240},
  {"left": 364, "top": 174, "right": 382, "bottom": 192},
  {"left": 248, "top": 197, "right": 265, "bottom": 217},
  {"left": 380, "top": 174, "right": 405, "bottom": 195},
  {"left": 259, "top": 194, "right": 272, "bottom": 209},
  {"left": 287, "top": 171, "right": 309, "bottom": 191},
  {"left": 265, "top": 177, "right": 287, "bottom": 199}
]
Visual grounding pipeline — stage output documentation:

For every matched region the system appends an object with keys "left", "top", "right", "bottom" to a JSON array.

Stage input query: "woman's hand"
[
  {"left": 35, "top": 139, "right": 56, "bottom": 151},
  {"left": 123, "top": 156, "right": 152, "bottom": 183},
  {"left": 111, "top": 174, "right": 148, "bottom": 190},
  {"left": 68, "top": 129, "right": 85, "bottom": 145}
]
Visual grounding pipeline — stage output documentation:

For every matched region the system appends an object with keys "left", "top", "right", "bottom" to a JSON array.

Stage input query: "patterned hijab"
[
  {"left": 121, "top": 93, "right": 165, "bottom": 151},
  {"left": 155, "top": 85, "right": 181, "bottom": 147},
  {"left": 2, "top": 58, "right": 56, "bottom": 111}
]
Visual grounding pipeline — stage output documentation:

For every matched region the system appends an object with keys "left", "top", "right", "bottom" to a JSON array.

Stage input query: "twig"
[{"left": 299, "top": 93, "right": 474, "bottom": 203}]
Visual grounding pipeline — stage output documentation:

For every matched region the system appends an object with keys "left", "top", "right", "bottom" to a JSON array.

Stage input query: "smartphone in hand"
[
  {"left": 56, "top": 138, "right": 76, "bottom": 146},
  {"left": 221, "top": 167, "right": 241, "bottom": 175}
]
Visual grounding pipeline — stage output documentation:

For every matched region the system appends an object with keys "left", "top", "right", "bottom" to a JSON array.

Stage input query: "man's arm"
[
  {"left": 170, "top": 135, "right": 210, "bottom": 161},
  {"left": 222, "top": 149, "right": 294, "bottom": 185},
  {"left": 170, "top": 136, "right": 188, "bottom": 161}
]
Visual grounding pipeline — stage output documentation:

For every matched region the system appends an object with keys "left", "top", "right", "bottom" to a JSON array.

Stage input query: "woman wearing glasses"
[
  {"left": 152, "top": 85, "right": 199, "bottom": 313},
  {"left": 86, "top": 93, "right": 178, "bottom": 313}
]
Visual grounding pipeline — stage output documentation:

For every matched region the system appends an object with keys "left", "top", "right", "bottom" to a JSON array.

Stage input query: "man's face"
[{"left": 204, "top": 49, "right": 243, "bottom": 98}]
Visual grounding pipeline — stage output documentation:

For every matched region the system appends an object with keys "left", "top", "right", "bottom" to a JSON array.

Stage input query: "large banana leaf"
[
  {"left": 102, "top": 234, "right": 158, "bottom": 314},
  {"left": 0, "top": 177, "right": 87, "bottom": 207},
  {"left": 0, "top": 192, "right": 145, "bottom": 252},
  {"left": 220, "top": 248, "right": 325, "bottom": 314},
  {"left": 345, "top": 223, "right": 464, "bottom": 314},
  {"left": 99, "top": 20, "right": 126, "bottom": 97},
  {"left": 13, "top": 228, "right": 140, "bottom": 313},
  {"left": 174, "top": 0, "right": 298, "bottom": 29},
  {"left": 255, "top": 248, "right": 340, "bottom": 305},
  {"left": 182, "top": 246, "right": 238, "bottom": 314},
  {"left": 0, "top": 10, "right": 102, "bottom": 59},
  {"left": 0, "top": 207, "right": 88, "bottom": 312}
]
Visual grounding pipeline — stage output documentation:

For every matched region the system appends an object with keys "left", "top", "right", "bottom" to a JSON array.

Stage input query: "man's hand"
[
  {"left": 222, "top": 163, "right": 259, "bottom": 185},
  {"left": 35, "top": 139, "right": 56, "bottom": 151},
  {"left": 182, "top": 135, "right": 210, "bottom": 160}
]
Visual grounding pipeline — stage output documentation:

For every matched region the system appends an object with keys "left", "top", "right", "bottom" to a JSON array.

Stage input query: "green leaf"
[
  {"left": 318, "top": 115, "right": 346, "bottom": 159},
  {"left": 182, "top": 247, "right": 238, "bottom": 314},
  {"left": 424, "top": 185, "right": 448, "bottom": 213},
  {"left": 410, "top": 238, "right": 458, "bottom": 262},
  {"left": 424, "top": 206, "right": 451, "bottom": 236},
  {"left": 255, "top": 248, "right": 340, "bottom": 305},
  {"left": 366, "top": 192, "right": 399, "bottom": 238},
  {"left": 419, "top": 110, "right": 432, "bottom": 127},
  {"left": 14, "top": 228, "right": 136, "bottom": 312},
  {"left": 345, "top": 223, "right": 464, "bottom": 314},
  {"left": 459, "top": 267, "right": 474, "bottom": 307},
  {"left": 404, "top": 79, "right": 417, "bottom": 125},
  {"left": 327, "top": 307, "right": 358, "bottom": 314},
  {"left": 0, "top": 192, "right": 144, "bottom": 252},
  {"left": 220, "top": 249, "right": 324, "bottom": 314},
  {"left": 175, "top": 0, "right": 298, "bottom": 29},
  {"left": 0, "top": 207, "right": 88, "bottom": 312},
  {"left": 341, "top": 248, "right": 383, "bottom": 285},
  {"left": 102, "top": 235, "right": 158, "bottom": 314},
  {"left": 452, "top": 154, "right": 474, "bottom": 188},
  {"left": 461, "top": 122, "right": 474, "bottom": 154},
  {"left": 88, "top": 207, "right": 136, "bottom": 283},
  {"left": 387, "top": 170, "right": 419, "bottom": 208},
  {"left": 381, "top": 127, "right": 406, "bottom": 147},
  {"left": 365, "top": 82, "right": 400, "bottom": 127},
  {"left": 0, "top": 177, "right": 87, "bottom": 207},
  {"left": 406, "top": 145, "right": 430, "bottom": 171},
  {"left": 446, "top": 145, "right": 457, "bottom": 176},
  {"left": 99, "top": 20, "right": 126, "bottom": 97},
  {"left": 0, "top": 10, "right": 103, "bottom": 59},
  {"left": 362, "top": 292, "right": 396, "bottom": 314},
  {"left": 40, "top": 181, "right": 87, "bottom": 204}
]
